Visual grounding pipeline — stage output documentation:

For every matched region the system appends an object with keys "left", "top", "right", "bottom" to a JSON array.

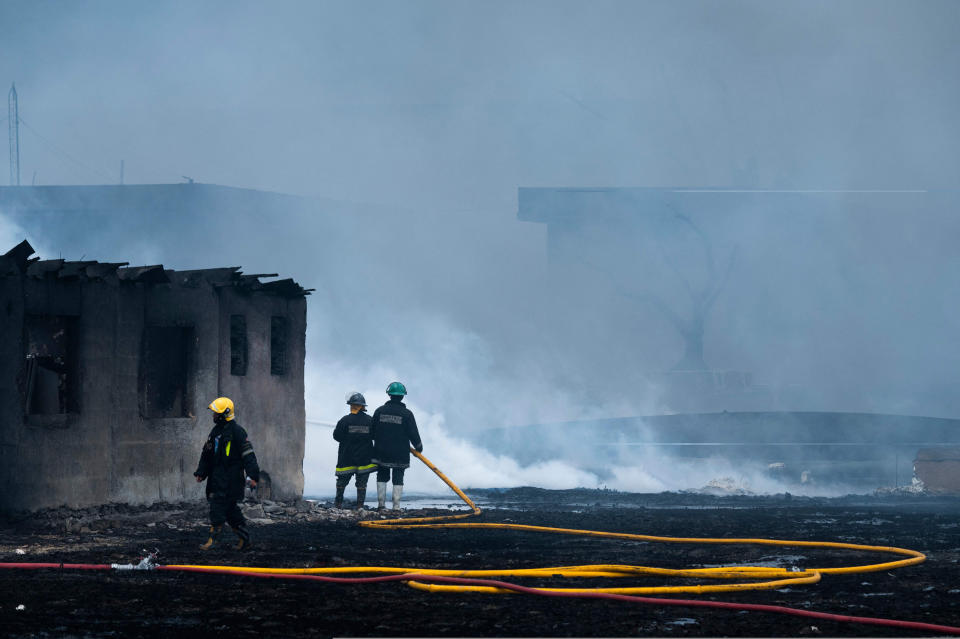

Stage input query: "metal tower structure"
[{"left": 8, "top": 83, "right": 20, "bottom": 186}]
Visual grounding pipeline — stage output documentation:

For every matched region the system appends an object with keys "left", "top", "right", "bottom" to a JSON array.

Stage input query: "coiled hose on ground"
[{"left": 3, "top": 449, "right": 959, "bottom": 635}]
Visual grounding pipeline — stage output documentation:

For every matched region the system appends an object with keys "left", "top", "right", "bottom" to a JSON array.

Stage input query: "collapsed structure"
[{"left": 0, "top": 240, "right": 310, "bottom": 511}]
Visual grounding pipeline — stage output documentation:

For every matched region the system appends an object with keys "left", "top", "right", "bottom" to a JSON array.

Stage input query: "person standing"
[
  {"left": 332, "top": 392, "right": 377, "bottom": 509},
  {"left": 194, "top": 397, "right": 260, "bottom": 551},
  {"left": 371, "top": 382, "right": 422, "bottom": 510}
]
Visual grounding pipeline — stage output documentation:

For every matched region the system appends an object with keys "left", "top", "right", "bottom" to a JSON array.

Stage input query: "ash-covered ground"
[{"left": 0, "top": 488, "right": 958, "bottom": 638}]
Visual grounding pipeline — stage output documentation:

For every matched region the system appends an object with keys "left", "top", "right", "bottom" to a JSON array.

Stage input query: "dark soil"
[{"left": 0, "top": 489, "right": 958, "bottom": 638}]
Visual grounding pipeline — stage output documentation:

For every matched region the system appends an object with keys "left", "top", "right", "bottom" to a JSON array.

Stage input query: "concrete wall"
[
  {"left": 111, "top": 278, "right": 222, "bottom": 504},
  {"left": 3, "top": 276, "right": 102, "bottom": 509},
  {"left": 0, "top": 268, "right": 306, "bottom": 511},
  {"left": 216, "top": 287, "right": 306, "bottom": 499},
  {"left": 914, "top": 447, "right": 960, "bottom": 494},
  {"left": 0, "top": 274, "right": 25, "bottom": 508}
]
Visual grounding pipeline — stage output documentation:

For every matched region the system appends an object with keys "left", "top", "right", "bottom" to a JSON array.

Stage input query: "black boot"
[
  {"left": 231, "top": 524, "right": 252, "bottom": 551},
  {"left": 200, "top": 525, "right": 222, "bottom": 550},
  {"left": 334, "top": 485, "right": 345, "bottom": 509},
  {"left": 355, "top": 487, "right": 366, "bottom": 509}
]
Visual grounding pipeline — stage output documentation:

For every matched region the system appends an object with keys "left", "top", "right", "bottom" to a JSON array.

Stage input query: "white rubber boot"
[
  {"left": 377, "top": 482, "right": 387, "bottom": 509},
  {"left": 392, "top": 484, "right": 403, "bottom": 510}
]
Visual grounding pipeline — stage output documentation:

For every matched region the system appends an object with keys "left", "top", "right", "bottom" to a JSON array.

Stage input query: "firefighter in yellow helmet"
[{"left": 193, "top": 397, "right": 261, "bottom": 551}]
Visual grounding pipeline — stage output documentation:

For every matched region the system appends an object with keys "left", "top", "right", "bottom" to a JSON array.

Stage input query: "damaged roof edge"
[
  {"left": 117, "top": 265, "right": 170, "bottom": 284},
  {"left": 0, "top": 239, "right": 38, "bottom": 273},
  {"left": 3, "top": 242, "right": 311, "bottom": 297}
]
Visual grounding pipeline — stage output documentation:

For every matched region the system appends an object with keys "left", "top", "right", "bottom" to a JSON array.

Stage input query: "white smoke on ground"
[
  {"left": 305, "top": 414, "right": 602, "bottom": 498},
  {"left": 607, "top": 453, "right": 858, "bottom": 498},
  {"left": 301, "top": 315, "right": 626, "bottom": 497},
  {"left": 300, "top": 313, "right": 855, "bottom": 499},
  {"left": 306, "top": 405, "right": 856, "bottom": 499}
]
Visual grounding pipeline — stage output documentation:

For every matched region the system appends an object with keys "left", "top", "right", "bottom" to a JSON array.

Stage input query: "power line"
[
  {"left": 8, "top": 84, "right": 19, "bottom": 185},
  {"left": 17, "top": 116, "right": 116, "bottom": 183}
]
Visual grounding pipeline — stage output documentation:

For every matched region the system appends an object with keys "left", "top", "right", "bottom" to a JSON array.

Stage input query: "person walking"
[
  {"left": 332, "top": 392, "right": 377, "bottom": 509},
  {"left": 194, "top": 397, "right": 260, "bottom": 551},
  {"left": 371, "top": 382, "right": 422, "bottom": 510}
]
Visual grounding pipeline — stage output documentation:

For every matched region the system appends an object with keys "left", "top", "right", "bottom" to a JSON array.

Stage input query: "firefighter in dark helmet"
[
  {"left": 332, "top": 391, "right": 377, "bottom": 509},
  {"left": 194, "top": 397, "right": 260, "bottom": 551},
  {"left": 371, "top": 382, "right": 422, "bottom": 510}
]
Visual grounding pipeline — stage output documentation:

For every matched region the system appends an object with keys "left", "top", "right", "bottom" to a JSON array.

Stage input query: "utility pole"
[{"left": 8, "top": 83, "right": 20, "bottom": 186}]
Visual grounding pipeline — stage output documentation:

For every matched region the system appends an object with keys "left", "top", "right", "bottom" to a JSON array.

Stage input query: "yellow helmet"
[{"left": 209, "top": 397, "right": 235, "bottom": 421}]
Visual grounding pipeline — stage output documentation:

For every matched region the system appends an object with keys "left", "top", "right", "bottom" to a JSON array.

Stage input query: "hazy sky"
[
  {"left": 3, "top": 1, "right": 958, "bottom": 208},
  {"left": 2, "top": 1, "right": 958, "bottom": 494}
]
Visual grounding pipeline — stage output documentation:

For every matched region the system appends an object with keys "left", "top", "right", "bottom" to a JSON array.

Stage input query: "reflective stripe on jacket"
[
  {"left": 195, "top": 420, "right": 260, "bottom": 501},
  {"left": 333, "top": 411, "right": 375, "bottom": 476}
]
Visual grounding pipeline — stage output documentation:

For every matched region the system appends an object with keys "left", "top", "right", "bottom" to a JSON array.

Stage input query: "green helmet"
[{"left": 386, "top": 381, "right": 407, "bottom": 397}]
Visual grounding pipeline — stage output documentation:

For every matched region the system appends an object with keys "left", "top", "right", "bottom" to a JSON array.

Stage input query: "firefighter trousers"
[
  {"left": 208, "top": 494, "right": 245, "bottom": 528},
  {"left": 376, "top": 467, "right": 405, "bottom": 485}
]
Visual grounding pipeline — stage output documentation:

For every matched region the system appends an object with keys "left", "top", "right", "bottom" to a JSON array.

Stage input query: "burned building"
[{"left": 0, "top": 240, "right": 310, "bottom": 511}]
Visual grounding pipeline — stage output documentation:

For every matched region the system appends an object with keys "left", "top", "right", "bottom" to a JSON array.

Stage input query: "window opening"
[
  {"left": 24, "top": 314, "right": 79, "bottom": 415},
  {"left": 270, "top": 316, "right": 288, "bottom": 376},
  {"left": 140, "top": 326, "right": 193, "bottom": 418},
  {"left": 230, "top": 314, "right": 247, "bottom": 376}
]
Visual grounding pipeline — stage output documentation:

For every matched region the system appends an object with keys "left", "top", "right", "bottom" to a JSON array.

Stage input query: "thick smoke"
[
  {"left": 0, "top": 214, "right": 28, "bottom": 252},
  {"left": 0, "top": 209, "right": 49, "bottom": 258},
  {"left": 2, "top": 1, "right": 959, "bottom": 496}
]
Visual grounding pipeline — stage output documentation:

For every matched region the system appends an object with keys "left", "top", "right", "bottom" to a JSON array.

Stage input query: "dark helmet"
[
  {"left": 386, "top": 381, "right": 407, "bottom": 397},
  {"left": 345, "top": 391, "right": 367, "bottom": 407}
]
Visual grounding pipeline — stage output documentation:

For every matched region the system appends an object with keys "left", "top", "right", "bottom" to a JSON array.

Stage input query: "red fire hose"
[
  {"left": 2, "top": 561, "right": 955, "bottom": 635},
  {"left": 161, "top": 565, "right": 960, "bottom": 635}
]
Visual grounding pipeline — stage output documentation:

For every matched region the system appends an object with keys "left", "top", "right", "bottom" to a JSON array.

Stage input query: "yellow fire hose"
[{"left": 172, "top": 449, "right": 926, "bottom": 597}]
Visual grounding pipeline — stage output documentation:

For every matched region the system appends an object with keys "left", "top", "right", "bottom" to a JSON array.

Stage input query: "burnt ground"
[{"left": 0, "top": 488, "right": 958, "bottom": 638}]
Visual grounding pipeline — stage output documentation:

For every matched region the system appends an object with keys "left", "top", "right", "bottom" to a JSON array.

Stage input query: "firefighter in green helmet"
[
  {"left": 194, "top": 397, "right": 261, "bottom": 551},
  {"left": 371, "top": 382, "right": 422, "bottom": 510}
]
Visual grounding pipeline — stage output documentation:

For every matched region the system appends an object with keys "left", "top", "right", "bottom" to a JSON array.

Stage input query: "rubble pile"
[{"left": 1, "top": 496, "right": 386, "bottom": 534}]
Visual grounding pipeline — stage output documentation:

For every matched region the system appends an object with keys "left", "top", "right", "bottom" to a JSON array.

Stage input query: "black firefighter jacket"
[
  {"left": 371, "top": 397, "right": 422, "bottom": 468},
  {"left": 333, "top": 411, "right": 376, "bottom": 476},
  {"left": 194, "top": 421, "right": 261, "bottom": 501}
]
